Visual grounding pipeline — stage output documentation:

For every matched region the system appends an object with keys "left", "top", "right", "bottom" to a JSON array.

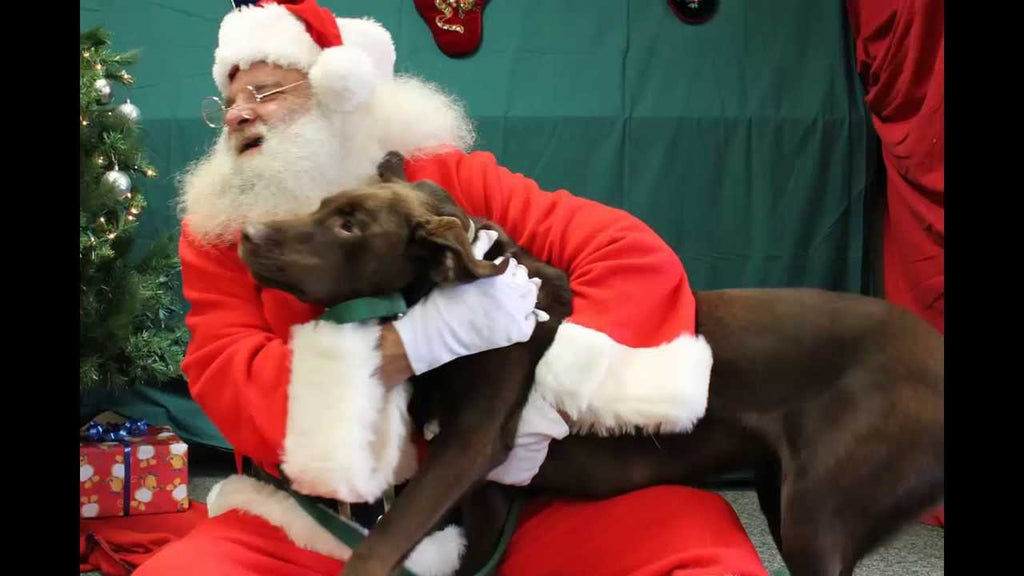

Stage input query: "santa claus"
[{"left": 138, "top": 1, "right": 768, "bottom": 575}]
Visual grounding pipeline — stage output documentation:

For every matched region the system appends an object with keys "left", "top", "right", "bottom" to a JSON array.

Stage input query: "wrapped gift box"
[{"left": 80, "top": 414, "right": 190, "bottom": 518}]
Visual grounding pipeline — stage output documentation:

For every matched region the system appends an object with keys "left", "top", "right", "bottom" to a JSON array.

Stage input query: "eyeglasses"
[{"left": 200, "top": 80, "right": 308, "bottom": 128}]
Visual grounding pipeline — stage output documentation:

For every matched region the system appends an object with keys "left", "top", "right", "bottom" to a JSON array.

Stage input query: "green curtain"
[{"left": 80, "top": 0, "right": 875, "bottom": 448}]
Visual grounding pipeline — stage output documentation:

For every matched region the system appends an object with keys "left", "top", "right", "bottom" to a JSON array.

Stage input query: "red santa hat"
[{"left": 214, "top": 0, "right": 395, "bottom": 111}]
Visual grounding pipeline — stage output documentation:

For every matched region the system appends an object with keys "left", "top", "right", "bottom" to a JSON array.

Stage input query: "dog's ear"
[
  {"left": 412, "top": 180, "right": 464, "bottom": 218},
  {"left": 377, "top": 151, "right": 408, "bottom": 183},
  {"left": 415, "top": 216, "right": 509, "bottom": 283},
  {"left": 412, "top": 179, "right": 476, "bottom": 238},
  {"left": 405, "top": 177, "right": 503, "bottom": 282}
]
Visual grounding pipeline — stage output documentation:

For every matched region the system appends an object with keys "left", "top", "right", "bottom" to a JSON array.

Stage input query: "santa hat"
[{"left": 214, "top": 0, "right": 396, "bottom": 111}]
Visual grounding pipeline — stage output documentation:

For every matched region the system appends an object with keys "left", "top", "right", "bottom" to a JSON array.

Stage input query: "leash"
[
  {"left": 279, "top": 473, "right": 523, "bottom": 576},
  {"left": 279, "top": 294, "right": 522, "bottom": 576}
]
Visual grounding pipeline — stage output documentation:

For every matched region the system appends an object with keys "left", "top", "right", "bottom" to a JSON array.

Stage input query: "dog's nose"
[{"left": 242, "top": 223, "right": 272, "bottom": 245}]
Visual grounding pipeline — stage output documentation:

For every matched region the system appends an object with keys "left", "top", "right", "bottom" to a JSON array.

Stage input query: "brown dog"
[
  {"left": 531, "top": 287, "right": 943, "bottom": 576},
  {"left": 240, "top": 151, "right": 573, "bottom": 576},
  {"left": 239, "top": 152, "right": 943, "bottom": 576}
]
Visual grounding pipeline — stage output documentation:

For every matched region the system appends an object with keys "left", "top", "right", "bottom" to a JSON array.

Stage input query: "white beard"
[
  {"left": 178, "top": 75, "right": 476, "bottom": 246},
  {"left": 177, "top": 107, "right": 380, "bottom": 245}
]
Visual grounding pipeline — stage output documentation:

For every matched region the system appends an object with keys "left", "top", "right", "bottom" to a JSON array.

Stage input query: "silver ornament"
[
  {"left": 94, "top": 78, "right": 112, "bottom": 104},
  {"left": 102, "top": 170, "right": 132, "bottom": 198},
  {"left": 116, "top": 99, "right": 141, "bottom": 123}
]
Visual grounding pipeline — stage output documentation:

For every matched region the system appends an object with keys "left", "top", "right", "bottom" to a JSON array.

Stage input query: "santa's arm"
[
  {"left": 406, "top": 150, "right": 712, "bottom": 434},
  {"left": 179, "top": 225, "right": 413, "bottom": 503}
]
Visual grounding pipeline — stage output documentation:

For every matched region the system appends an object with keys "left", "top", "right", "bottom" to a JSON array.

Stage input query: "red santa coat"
[{"left": 181, "top": 148, "right": 712, "bottom": 566}]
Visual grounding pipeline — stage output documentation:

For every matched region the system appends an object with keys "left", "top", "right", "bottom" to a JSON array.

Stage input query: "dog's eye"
[{"left": 335, "top": 218, "right": 355, "bottom": 235}]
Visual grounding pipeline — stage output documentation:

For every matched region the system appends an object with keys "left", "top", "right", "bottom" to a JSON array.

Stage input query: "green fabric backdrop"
[{"left": 79, "top": 0, "right": 876, "bottom": 449}]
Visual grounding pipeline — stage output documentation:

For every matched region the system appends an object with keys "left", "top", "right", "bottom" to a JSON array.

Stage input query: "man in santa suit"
[{"left": 137, "top": 1, "right": 768, "bottom": 574}]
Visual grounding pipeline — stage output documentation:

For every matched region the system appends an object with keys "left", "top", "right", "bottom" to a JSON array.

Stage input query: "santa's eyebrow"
[{"left": 251, "top": 82, "right": 283, "bottom": 94}]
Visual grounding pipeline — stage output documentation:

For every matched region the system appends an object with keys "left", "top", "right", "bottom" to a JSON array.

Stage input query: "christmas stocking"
[
  {"left": 414, "top": 0, "right": 487, "bottom": 57},
  {"left": 667, "top": 0, "right": 718, "bottom": 25}
]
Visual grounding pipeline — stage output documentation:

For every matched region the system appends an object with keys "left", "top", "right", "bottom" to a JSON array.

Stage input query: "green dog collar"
[{"left": 319, "top": 293, "right": 408, "bottom": 325}]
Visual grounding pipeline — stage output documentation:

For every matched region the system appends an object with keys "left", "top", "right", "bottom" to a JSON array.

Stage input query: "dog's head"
[{"left": 239, "top": 153, "right": 508, "bottom": 306}]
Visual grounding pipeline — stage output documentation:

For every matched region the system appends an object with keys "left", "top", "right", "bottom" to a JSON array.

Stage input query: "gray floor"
[
  {"left": 86, "top": 449, "right": 944, "bottom": 575},
  {"left": 716, "top": 489, "right": 944, "bottom": 575}
]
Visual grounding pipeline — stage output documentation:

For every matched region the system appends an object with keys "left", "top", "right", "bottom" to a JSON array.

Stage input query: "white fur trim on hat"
[
  {"left": 213, "top": 4, "right": 321, "bottom": 95},
  {"left": 212, "top": 5, "right": 396, "bottom": 111}
]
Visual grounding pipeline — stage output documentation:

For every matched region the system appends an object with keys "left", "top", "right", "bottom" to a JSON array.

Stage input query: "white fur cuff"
[
  {"left": 207, "top": 475, "right": 467, "bottom": 575},
  {"left": 282, "top": 320, "right": 417, "bottom": 504},
  {"left": 535, "top": 323, "right": 713, "bottom": 436}
]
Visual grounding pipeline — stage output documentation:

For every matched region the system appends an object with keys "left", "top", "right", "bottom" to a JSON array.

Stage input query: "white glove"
[
  {"left": 487, "top": 391, "right": 570, "bottom": 486},
  {"left": 393, "top": 230, "right": 548, "bottom": 375}
]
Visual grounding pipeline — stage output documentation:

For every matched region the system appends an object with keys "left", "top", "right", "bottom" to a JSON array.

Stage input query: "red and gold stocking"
[{"left": 414, "top": 0, "right": 487, "bottom": 57}]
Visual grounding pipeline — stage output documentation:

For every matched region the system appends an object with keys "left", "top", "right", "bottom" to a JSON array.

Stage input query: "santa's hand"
[
  {"left": 394, "top": 250, "right": 545, "bottom": 375},
  {"left": 487, "top": 391, "right": 570, "bottom": 485},
  {"left": 470, "top": 229, "right": 499, "bottom": 259},
  {"left": 473, "top": 230, "right": 550, "bottom": 324}
]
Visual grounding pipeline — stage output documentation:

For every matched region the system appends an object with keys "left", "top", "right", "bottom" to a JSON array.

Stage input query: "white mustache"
[
  {"left": 230, "top": 124, "right": 270, "bottom": 154},
  {"left": 179, "top": 106, "right": 378, "bottom": 244}
]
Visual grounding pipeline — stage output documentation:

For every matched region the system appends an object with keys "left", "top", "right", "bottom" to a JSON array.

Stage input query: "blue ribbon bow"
[
  {"left": 83, "top": 418, "right": 148, "bottom": 443},
  {"left": 82, "top": 418, "right": 150, "bottom": 515}
]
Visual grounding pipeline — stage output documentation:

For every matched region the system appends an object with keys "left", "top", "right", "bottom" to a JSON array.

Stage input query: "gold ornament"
[{"left": 434, "top": 0, "right": 478, "bottom": 34}]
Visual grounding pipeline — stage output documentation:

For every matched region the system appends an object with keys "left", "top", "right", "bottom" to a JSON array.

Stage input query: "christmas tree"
[{"left": 80, "top": 27, "right": 188, "bottom": 392}]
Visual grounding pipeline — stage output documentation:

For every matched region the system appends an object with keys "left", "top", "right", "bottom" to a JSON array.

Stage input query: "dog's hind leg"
[
  {"left": 532, "top": 415, "right": 769, "bottom": 498},
  {"left": 753, "top": 459, "right": 784, "bottom": 552},
  {"left": 776, "top": 481, "right": 852, "bottom": 576}
]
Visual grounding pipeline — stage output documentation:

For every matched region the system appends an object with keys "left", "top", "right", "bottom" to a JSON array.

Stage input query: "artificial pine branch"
[{"left": 80, "top": 27, "right": 187, "bottom": 392}]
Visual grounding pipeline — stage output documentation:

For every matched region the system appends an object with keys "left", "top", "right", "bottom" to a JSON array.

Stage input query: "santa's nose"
[{"left": 225, "top": 105, "right": 256, "bottom": 131}]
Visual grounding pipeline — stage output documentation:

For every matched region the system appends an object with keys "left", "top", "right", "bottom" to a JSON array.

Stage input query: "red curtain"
[{"left": 846, "top": 0, "right": 944, "bottom": 526}]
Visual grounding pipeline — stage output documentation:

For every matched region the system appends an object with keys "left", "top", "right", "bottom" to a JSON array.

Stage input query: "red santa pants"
[{"left": 134, "top": 485, "right": 768, "bottom": 576}]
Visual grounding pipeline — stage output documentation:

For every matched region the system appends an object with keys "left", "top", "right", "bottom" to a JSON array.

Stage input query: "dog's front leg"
[
  {"left": 454, "top": 483, "right": 518, "bottom": 576},
  {"left": 343, "top": 348, "right": 532, "bottom": 576},
  {"left": 343, "top": 421, "right": 516, "bottom": 576}
]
